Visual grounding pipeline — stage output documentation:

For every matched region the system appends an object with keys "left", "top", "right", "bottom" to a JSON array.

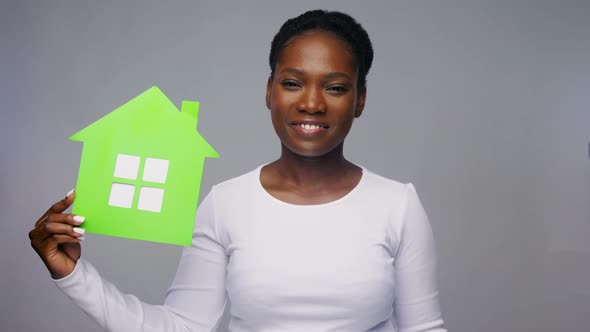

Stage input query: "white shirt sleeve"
[
  {"left": 393, "top": 184, "right": 446, "bottom": 332},
  {"left": 53, "top": 191, "right": 228, "bottom": 332}
]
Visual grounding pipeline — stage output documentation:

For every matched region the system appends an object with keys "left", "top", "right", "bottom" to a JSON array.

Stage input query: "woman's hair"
[{"left": 269, "top": 9, "right": 374, "bottom": 88}]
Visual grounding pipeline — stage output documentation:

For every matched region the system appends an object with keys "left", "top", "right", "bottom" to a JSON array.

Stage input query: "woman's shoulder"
[
  {"left": 208, "top": 164, "right": 263, "bottom": 199},
  {"left": 360, "top": 166, "right": 411, "bottom": 196}
]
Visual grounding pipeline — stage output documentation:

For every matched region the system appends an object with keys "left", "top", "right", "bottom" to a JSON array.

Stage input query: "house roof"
[{"left": 70, "top": 86, "right": 218, "bottom": 158}]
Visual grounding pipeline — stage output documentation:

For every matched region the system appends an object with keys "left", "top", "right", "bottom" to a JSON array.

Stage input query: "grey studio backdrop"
[{"left": 1, "top": 1, "right": 589, "bottom": 331}]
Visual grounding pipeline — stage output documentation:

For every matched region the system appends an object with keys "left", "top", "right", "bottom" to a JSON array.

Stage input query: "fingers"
[
  {"left": 30, "top": 189, "right": 83, "bottom": 279},
  {"left": 29, "top": 218, "right": 84, "bottom": 258},
  {"left": 34, "top": 233, "right": 82, "bottom": 259},
  {"left": 46, "top": 234, "right": 84, "bottom": 246},
  {"left": 42, "top": 220, "right": 85, "bottom": 240},
  {"left": 30, "top": 213, "right": 85, "bottom": 244},
  {"left": 35, "top": 189, "right": 76, "bottom": 227},
  {"left": 44, "top": 213, "right": 85, "bottom": 227}
]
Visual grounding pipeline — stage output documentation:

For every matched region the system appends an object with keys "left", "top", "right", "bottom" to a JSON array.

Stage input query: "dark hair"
[{"left": 269, "top": 9, "right": 374, "bottom": 88}]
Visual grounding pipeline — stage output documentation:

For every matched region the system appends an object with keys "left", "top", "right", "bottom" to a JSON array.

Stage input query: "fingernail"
[
  {"left": 73, "top": 227, "right": 85, "bottom": 235},
  {"left": 78, "top": 236, "right": 85, "bottom": 241},
  {"left": 66, "top": 189, "right": 75, "bottom": 198},
  {"left": 73, "top": 216, "right": 85, "bottom": 224}
]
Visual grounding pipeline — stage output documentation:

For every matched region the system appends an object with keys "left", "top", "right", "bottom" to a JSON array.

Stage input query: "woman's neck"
[
  {"left": 269, "top": 143, "right": 359, "bottom": 188},
  {"left": 260, "top": 143, "right": 363, "bottom": 205}
]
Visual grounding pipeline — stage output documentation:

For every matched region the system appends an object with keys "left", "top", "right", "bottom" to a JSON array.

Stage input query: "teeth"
[{"left": 300, "top": 124, "right": 321, "bottom": 130}]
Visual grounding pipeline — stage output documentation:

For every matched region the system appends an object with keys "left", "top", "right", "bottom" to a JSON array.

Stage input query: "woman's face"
[{"left": 266, "top": 29, "right": 366, "bottom": 158}]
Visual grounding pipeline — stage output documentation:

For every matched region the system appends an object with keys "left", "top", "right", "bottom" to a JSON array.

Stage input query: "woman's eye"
[
  {"left": 281, "top": 80, "right": 301, "bottom": 89},
  {"left": 327, "top": 85, "right": 348, "bottom": 93}
]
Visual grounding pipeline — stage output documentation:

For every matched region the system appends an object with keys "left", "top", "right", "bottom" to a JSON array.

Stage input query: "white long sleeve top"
[{"left": 54, "top": 165, "right": 446, "bottom": 332}]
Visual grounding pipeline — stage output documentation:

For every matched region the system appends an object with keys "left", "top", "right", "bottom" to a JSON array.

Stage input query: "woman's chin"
[{"left": 281, "top": 142, "right": 344, "bottom": 160}]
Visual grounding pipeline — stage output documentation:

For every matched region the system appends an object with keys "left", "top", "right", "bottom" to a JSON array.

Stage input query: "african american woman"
[{"left": 30, "top": 10, "right": 446, "bottom": 332}]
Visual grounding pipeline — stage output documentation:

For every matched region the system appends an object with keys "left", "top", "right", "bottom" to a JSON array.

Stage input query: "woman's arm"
[
  {"left": 50, "top": 192, "right": 228, "bottom": 331},
  {"left": 393, "top": 184, "right": 447, "bottom": 332}
]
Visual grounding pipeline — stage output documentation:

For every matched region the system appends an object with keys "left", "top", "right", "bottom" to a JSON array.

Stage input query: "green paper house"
[{"left": 70, "top": 86, "right": 218, "bottom": 246}]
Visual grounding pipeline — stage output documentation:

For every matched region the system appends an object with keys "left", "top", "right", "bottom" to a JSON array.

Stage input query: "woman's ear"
[
  {"left": 354, "top": 86, "right": 367, "bottom": 118},
  {"left": 265, "top": 77, "right": 272, "bottom": 110}
]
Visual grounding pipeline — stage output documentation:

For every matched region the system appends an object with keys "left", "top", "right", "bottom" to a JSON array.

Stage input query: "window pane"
[
  {"left": 142, "top": 158, "right": 169, "bottom": 183},
  {"left": 113, "top": 154, "right": 140, "bottom": 180},
  {"left": 108, "top": 183, "right": 135, "bottom": 208},
  {"left": 137, "top": 187, "right": 164, "bottom": 213}
]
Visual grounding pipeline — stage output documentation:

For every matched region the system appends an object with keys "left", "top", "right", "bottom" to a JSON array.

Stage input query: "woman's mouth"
[
  {"left": 290, "top": 121, "right": 329, "bottom": 136},
  {"left": 298, "top": 123, "right": 323, "bottom": 130}
]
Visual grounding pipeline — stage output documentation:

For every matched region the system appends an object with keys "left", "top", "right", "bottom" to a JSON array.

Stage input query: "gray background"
[{"left": 2, "top": 1, "right": 589, "bottom": 331}]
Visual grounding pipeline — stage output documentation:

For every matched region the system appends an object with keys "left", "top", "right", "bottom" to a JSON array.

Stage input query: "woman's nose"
[{"left": 297, "top": 87, "right": 326, "bottom": 114}]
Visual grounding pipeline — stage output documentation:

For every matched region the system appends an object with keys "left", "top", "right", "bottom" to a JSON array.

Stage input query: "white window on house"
[
  {"left": 108, "top": 154, "right": 169, "bottom": 213},
  {"left": 108, "top": 183, "right": 135, "bottom": 208}
]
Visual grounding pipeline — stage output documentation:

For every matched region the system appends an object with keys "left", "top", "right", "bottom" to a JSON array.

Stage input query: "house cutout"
[{"left": 70, "top": 86, "right": 218, "bottom": 246}]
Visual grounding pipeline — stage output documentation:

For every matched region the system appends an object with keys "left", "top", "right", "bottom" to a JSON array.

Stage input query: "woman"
[{"left": 30, "top": 10, "right": 446, "bottom": 332}]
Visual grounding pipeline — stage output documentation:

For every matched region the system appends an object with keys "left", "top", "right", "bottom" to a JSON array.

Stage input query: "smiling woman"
[
  {"left": 29, "top": 9, "right": 446, "bottom": 332},
  {"left": 267, "top": 30, "right": 364, "bottom": 159}
]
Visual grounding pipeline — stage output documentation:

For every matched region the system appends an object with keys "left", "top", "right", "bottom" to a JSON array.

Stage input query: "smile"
[
  {"left": 290, "top": 121, "right": 330, "bottom": 129},
  {"left": 299, "top": 123, "right": 322, "bottom": 130},
  {"left": 290, "top": 121, "right": 329, "bottom": 136}
]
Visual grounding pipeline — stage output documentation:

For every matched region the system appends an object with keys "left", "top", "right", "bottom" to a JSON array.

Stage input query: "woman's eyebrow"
[
  {"left": 280, "top": 68, "right": 351, "bottom": 80},
  {"left": 324, "top": 72, "right": 351, "bottom": 80},
  {"left": 280, "top": 68, "right": 305, "bottom": 76}
]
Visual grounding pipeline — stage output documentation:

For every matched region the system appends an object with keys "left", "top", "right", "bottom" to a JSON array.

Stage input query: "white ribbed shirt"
[{"left": 55, "top": 165, "right": 446, "bottom": 332}]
